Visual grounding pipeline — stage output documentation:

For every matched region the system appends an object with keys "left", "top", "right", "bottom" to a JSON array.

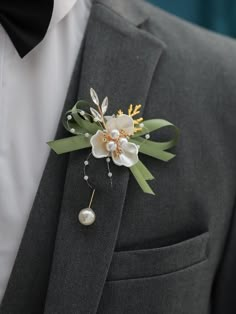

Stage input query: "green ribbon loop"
[
  {"left": 71, "top": 103, "right": 102, "bottom": 134},
  {"left": 130, "top": 137, "right": 176, "bottom": 162},
  {"left": 130, "top": 119, "right": 179, "bottom": 162}
]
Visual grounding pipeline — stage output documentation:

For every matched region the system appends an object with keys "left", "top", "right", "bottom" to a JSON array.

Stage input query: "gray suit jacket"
[{"left": 1, "top": 0, "right": 236, "bottom": 313}]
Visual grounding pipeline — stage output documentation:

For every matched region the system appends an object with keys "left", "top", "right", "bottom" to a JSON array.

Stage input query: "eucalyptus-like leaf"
[
  {"left": 90, "top": 88, "right": 99, "bottom": 106},
  {"left": 90, "top": 107, "right": 102, "bottom": 121},
  {"left": 101, "top": 97, "right": 108, "bottom": 114}
]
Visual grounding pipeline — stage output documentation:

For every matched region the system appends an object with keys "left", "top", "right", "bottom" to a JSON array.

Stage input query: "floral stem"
[{"left": 98, "top": 106, "right": 107, "bottom": 130}]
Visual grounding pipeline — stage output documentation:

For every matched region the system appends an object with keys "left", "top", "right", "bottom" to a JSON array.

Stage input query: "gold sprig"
[
  {"left": 117, "top": 104, "right": 144, "bottom": 133},
  {"left": 128, "top": 104, "right": 141, "bottom": 117}
]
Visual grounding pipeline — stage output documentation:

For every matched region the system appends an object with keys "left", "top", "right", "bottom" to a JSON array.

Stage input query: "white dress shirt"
[{"left": 0, "top": 0, "right": 91, "bottom": 302}]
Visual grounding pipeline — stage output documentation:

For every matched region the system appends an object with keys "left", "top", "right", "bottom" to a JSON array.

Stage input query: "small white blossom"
[{"left": 90, "top": 115, "right": 139, "bottom": 167}]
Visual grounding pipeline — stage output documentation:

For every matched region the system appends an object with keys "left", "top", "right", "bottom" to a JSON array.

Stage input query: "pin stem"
[{"left": 88, "top": 189, "right": 96, "bottom": 208}]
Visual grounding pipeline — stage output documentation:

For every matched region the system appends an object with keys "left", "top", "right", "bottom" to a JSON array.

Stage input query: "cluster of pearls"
[
  {"left": 104, "top": 129, "right": 120, "bottom": 153},
  {"left": 103, "top": 129, "right": 130, "bottom": 158}
]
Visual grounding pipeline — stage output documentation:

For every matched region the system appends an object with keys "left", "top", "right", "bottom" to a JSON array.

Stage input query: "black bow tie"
[{"left": 0, "top": 0, "right": 54, "bottom": 58}]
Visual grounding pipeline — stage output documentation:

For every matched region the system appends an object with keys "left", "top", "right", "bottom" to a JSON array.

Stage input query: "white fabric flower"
[
  {"left": 90, "top": 114, "right": 139, "bottom": 167},
  {"left": 106, "top": 114, "right": 134, "bottom": 136}
]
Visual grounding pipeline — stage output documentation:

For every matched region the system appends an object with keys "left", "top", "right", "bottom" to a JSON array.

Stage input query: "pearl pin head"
[
  {"left": 106, "top": 141, "right": 117, "bottom": 152},
  {"left": 110, "top": 129, "right": 120, "bottom": 139},
  {"left": 78, "top": 208, "right": 96, "bottom": 226}
]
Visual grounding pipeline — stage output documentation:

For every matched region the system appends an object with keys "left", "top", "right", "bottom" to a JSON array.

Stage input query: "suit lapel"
[{"left": 44, "top": 1, "right": 165, "bottom": 313}]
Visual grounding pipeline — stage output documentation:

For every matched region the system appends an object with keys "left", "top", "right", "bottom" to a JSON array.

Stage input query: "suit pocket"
[{"left": 107, "top": 231, "right": 209, "bottom": 281}]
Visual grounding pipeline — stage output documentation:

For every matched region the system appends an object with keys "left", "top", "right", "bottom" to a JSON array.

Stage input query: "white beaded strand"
[
  {"left": 66, "top": 114, "right": 83, "bottom": 135},
  {"left": 106, "top": 156, "right": 113, "bottom": 187},
  {"left": 83, "top": 152, "right": 93, "bottom": 189}
]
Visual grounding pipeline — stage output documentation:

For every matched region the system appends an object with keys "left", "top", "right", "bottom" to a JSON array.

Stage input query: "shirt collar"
[{"left": 49, "top": 0, "right": 78, "bottom": 31}]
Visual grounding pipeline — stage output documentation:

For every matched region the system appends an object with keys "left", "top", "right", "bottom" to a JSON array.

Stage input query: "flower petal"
[
  {"left": 106, "top": 114, "right": 134, "bottom": 136},
  {"left": 90, "top": 130, "right": 108, "bottom": 158},
  {"left": 104, "top": 115, "right": 114, "bottom": 121},
  {"left": 112, "top": 142, "right": 139, "bottom": 167}
]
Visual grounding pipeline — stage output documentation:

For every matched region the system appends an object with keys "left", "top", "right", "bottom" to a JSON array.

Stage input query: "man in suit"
[{"left": 0, "top": 0, "right": 235, "bottom": 313}]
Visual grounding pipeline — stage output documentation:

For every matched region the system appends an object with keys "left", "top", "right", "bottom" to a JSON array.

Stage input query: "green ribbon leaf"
[
  {"left": 135, "top": 160, "right": 155, "bottom": 181},
  {"left": 130, "top": 161, "right": 155, "bottom": 195},
  {"left": 130, "top": 137, "right": 176, "bottom": 162},
  {"left": 130, "top": 118, "right": 179, "bottom": 162},
  {"left": 47, "top": 135, "right": 91, "bottom": 154}
]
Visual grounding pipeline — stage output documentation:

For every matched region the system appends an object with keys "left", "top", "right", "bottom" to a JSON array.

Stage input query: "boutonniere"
[
  {"left": 48, "top": 88, "right": 179, "bottom": 197},
  {"left": 48, "top": 88, "right": 179, "bottom": 225}
]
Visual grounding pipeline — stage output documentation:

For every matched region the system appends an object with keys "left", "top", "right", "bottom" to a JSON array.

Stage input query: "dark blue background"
[{"left": 149, "top": 0, "right": 236, "bottom": 37}]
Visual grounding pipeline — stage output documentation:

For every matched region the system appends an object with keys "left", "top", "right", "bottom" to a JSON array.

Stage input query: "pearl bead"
[
  {"left": 145, "top": 134, "right": 150, "bottom": 139},
  {"left": 106, "top": 141, "right": 117, "bottom": 152},
  {"left": 110, "top": 129, "right": 120, "bottom": 139},
  {"left": 80, "top": 110, "right": 85, "bottom": 116},
  {"left": 119, "top": 138, "right": 128, "bottom": 147},
  {"left": 84, "top": 160, "right": 89, "bottom": 166},
  {"left": 108, "top": 172, "right": 112, "bottom": 177},
  {"left": 139, "top": 123, "right": 144, "bottom": 128},
  {"left": 67, "top": 115, "right": 72, "bottom": 120},
  {"left": 84, "top": 133, "right": 90, "bottom": 138},
  {"left": 78, "top": 208, "right": 96, "bottom": 226},
  {"left": 84, "top": 175, "right": 89, "bottom": 181},
  {"left": 106, "top": 157, "right": 111, "bottom": 162},
  {"left": 70, "top": 128, "right": 75, "bottom": 133}
]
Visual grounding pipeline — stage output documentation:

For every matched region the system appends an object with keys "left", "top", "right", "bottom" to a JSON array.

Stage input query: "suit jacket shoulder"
[{"left": 141, "top": 1, "right": 236, "bottom": 159}]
